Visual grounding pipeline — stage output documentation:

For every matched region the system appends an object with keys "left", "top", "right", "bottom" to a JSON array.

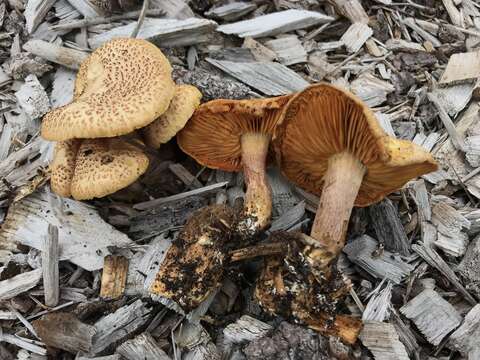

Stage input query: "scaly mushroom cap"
[
  {"left": 273, "top": 83, "right": 438, "bottom": 207},
  {"left": 41, "top": 38, "right": 175, "bottom": 141},
  {"left": 70, "top": 138, "right": 149, "bottom": 200},
  {"left": 143, "top": 85, "right": 202, "bottom": 149},
  {"left": 177, "top": 95, "right": 291, "bottom": 172},
  {"left": 50, "top": 140, "right": 81, "bottom": 197}
]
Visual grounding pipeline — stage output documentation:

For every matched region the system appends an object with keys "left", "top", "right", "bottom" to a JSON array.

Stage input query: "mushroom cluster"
[{"left": 42, "top": 38, "right": 202, "bottom": 200}]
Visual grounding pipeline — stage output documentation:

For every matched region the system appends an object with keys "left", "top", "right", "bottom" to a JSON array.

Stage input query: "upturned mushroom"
[
  {"left": 41, "top": 38, "right": 175, "bottom": 141},
  {"left": 177, "top": 95, "right": 291, "bottom": 234},
  {"left": 273, "top": 83, "right": 438, "bottom": 268},
  {"left": 143, "top": 85, "right": 202, "bottom": 149}
]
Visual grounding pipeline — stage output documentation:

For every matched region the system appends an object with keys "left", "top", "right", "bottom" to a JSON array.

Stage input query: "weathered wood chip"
[
  {"left": 340, "top": 22, "right": 373, "bottom": 53},
  {"left": 440, "top": 51, "right": 480, "bottom": 86},
  {"left": 116, "top": 333, "right": 171, "bottom": 360},
  {"left": 448, "top": 304, "right": 480, "bottom": 356},
  {"left": 0, "top": 268, "right": 42, "bottom": 300},
  {"left": 432, "top": 202, "right": 470, "bottom": 257},
  {"left": 205, "top": 59, "right": 309, "bottom": 96},
  {"left": 400, "top": 289, "right": 462, "bottom": 345},
  {"left": 23, "top": 40, "right": 89, "bottom": 70},
  {"left": 223, "top": 315, "right": 272, "bottom": 344},
  {"left": 100, "top": 255, "right": 129, "bottom": 300},
  {"left": 205, "top": 2, "right": 257, "bottom": 21},
  {"left": 458, "top": 234, "right": 480, "bottom": 300},
  {"left": 264, "top": 35, "right": 307, "bottom": 66},
  {"left": 350, "top": 73, "right": 394, "bottom": 107},
  {"left": 217, "top": 9, "right": 333, "bottom": 38},
  {"left": 359, "top": 321, "right": 410, "bottom": 360},
  {"left": 15, "top": 74, "right": 50, "bottom": 120}
]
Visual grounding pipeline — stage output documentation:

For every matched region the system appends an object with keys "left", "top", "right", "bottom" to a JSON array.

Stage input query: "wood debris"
[
  {"left": 340, "top": 22, "right": 373, "bottom": 53},
  {"left": 99, "top": 255, "right": 128, "bottom": 300},
  {"left": 205, "top": 2, "right": 257, "bottom": 22},
  {"left": 116, "top": 332, "right": 170, "bottom": 360},
  {"left": 217, "top": 9, "right": 334, "bottom": 38},
  {"left": 264, "top": 35, "right": 307, "bottom": 66},
  {"left": 359, "top": 321, "right": 410, "bottom": 360},
  {"left": 448, "top": 304, "right": 480, "bottom": 356},
  {"left": 42, "top": 224, "right": 59, "bottom": 307},
  {"left": 0, "top": 268, "right": 42, "bottom": 300},
  {"left": 439, "top": 50, "right": 480, "bottom": 85},
  {"left": 14, "top": 74, "right": 50, "bottom": 120},
  {"left": 400, "top": 289, "right": 462, "bottom": 345}
]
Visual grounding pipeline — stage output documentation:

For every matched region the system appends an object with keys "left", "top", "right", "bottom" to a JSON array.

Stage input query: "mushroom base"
[
  {"left": 254, "top": 231, "right": 362, "bottom": 344},
  {"left": 237, "top": 133, "right": 272, "bottom": 235},
  {"left": 309, "top": 151, "right": 366, "bottom": 267}
]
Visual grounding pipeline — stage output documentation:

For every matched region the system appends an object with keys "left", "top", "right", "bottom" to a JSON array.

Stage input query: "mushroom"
[
  {"left": 143, "top": 85, "right": 202, "bottom": 149},
  {"left": 177, "top": 95, "right": 291, "bottom": 234},
  {"left": 70, "top": 137, "right": 149, "bottom": 200},
  {"left": 41, "top": 38, "right": 175, "bottom": 141},
  {"left": 273, "top": 83, "right": 438, "bottom": 268},
  {"left": 150, "top": 204, "right": 236, "bottom": 311},
  {"left": 50, "top": 140, "right": 81, "bottom": 197}
]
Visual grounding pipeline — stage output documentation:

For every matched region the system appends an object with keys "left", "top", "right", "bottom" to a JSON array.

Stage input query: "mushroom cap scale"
[
  {"left": 41, "top": 38, "right": 175, "bottom": 141},
  {"left": 177, "top": 95, "right": 291, "bottom": 172},
  {"left": 143, "top": 85, "right": 202, "bottom": 149},
  {"left": 273, "top": 83, "right": 438, "bottom": 207},
  {"left": 50, "top": 139, "right": 81, "bottom": 198},
  {"left": 70, "top": 138, "right": 149, "bottom": 200}
]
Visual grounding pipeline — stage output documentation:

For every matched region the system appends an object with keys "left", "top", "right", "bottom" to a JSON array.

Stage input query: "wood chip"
[
  {"left": 15, "top": 74, "right": 50, "bottom": 120},
  {"left": 33, "top": 312, "right": 95, "bottom": 353},
  {"left": 448, "top": 304, "right": 480, "bottom": 356},
  {"left": 343, "top": 235, "right": 414, "bottom": 284},
  {"left": 430, "top": 84, "right": 474, "bottom": 117},
  {"left": 350, "top": 73, "right": 394, "bottom": 107},
  {"left": 439, "top": 51, "right": 480, "bottom": 85},
  {"left": 329, "top": 0, "right": 369, "bottom": 24},
  {"left": 206, "top": 59, "right": 309, "bottom": 95},
  {"left": 458, "top": 234, "right": 480, "bottom": 300},
  {"left": 100, "top": 255, "right": 129, "bottom": 300},
  {"left": 24, "top": 0, "right": 56, "bottom": 33},
  {"left": 264, "top": 35, "right": 307, "bottom": 66},
  {"left": 42, "top": 224, "right": 59, "bottom": 307},
  {"left": 400, "top": 289, "right": 462, "bottom": 345},
  {"left": 385, "top": 39, "right": 425, "bottom": 52},
  {"left": 116, "top": 333, "right": 170, "bottom": 360},
  {"left": 89, "top": 18, "right": 218, "bottom": 49},
  {"left": 50, "top": 67, "right": 75, "bottom": 108},
  {"left": 362, "top": 281, "right": 393, "bottom": 322},
  {"left": 242, "top": 37, "right": 277, "bottom": 62},
  {"left": 0, "top": 268, "right": 42, "bottom": 300},
  {"left": 0, "top": 191, "right": 133, "bottom": 271},
  {"left": 359, "top": 321, "right": 410, "bottom": 360},
  {"left": 223, "top": 315, "right": 272, "bottom": 344},
  {"left": 340, "top": 22, "right": 373, "bottom": 53},
  {"left": 216, "top": 9, "right": 333, "bottom": 38},
  {"left": 205, "top": 2, "right": 257, "bottom": 22},
  {"left": 23, "top": 40, "right": 89, "bottom": 70}
]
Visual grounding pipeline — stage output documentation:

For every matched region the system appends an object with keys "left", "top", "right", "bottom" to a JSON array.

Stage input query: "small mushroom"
[
  {"left": 150, "top": 204, "right": 236, "bottom": 311},
  {"left": 143, "top": 85, "right": 202, "bottom": 149},
  {"left": 50, "top": 140, "right": 81, "bottom": 198},
  {"left": 254, "top": 231, "right": 362, "bottom": 344},
  {"left": 70, "top": 138, "right": 149, "bottom": 200},
  {"left": 41, "top": 38, "right": 175, "bottom": 141},
  {"left": 273, "top": 83, "right": 438, "bottom": 268},
  {"left": 177, "top": 95, "right": 291, "bottom": 234}
]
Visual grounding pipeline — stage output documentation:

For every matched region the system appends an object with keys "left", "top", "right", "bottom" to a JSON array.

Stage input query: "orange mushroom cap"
[
  {"left": 273, "top": 83, "right": 438, "bottom": 207},
  {"left": 177, "top": 95, "right": 291, "bottom": 172},
  {"left": 50, "top": 139, "right": 81, "bottom": 198}
]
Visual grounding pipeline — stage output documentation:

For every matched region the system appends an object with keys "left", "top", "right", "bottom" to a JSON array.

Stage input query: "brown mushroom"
[
  {"left": 177, "top": 95, "right": 291, "bottom": 234},
  {"left": 273, "top": 83, "right": 438, "bottom": 268},
  {"left": 143, "top": 85, "right": 202, "bottom": 149},
  {"left": 41, "top": 38, "right": 175, "bottom": 141},
  {"left": 50, "top": 140, "right": 81, "bottom": 197},
  {"left": 70, "top": 137, "right": 149, "bottom": 200},
  {"left": 150, "top": 204, "right": 236, "bottom": 311}
]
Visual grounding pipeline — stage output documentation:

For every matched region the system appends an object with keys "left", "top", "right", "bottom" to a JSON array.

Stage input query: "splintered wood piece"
[
  {"left": 432, "top": 202, "right": 470, "bottom": 257},
  {"left": 229, "top": 242, "right": 287, "bottom": 262},
  {"left": 400, "top": 289, "right": 462, "bottom": 345},
  {"left": 205, "top": 2, "right": 257, "bottom": 21},
  {"left": 206, "top": 59, "right": 309, "bottom": 96},
  {"left": 264, "top": 35, "right": 307, "bottom": 66},
  {"left": 24, "top": 0, "right": 57, "bottom": 33},
  {"left": 223, "top": 316, "right": 272, "bottom": 344},
  {"left": 67, "top": 0, "right": 105, "bottom": 17},
  {"left": 51, "top": 67, "right": 76, "bottom": 108},
  {"left": 448, "top": 304, "right": 480, "bottom": 356},
  {"left": 168, "top": 163, "right": 203, "bottom": 189},
  {"left": 0, "top": 269, "right": 42, "bottom": 300},
  {"left": 368, "top": 198, "right": 410, "bottom": 256},
  {"left": 458, "top": 234, "right": 480, "bottom": 300},
  {"left": 350, "top": 73, "right": 394, "bottom": 107},
  {"left": 14, "top": 74, "right": 50, "bottom": 120},
  {"left": 409, "top": 179, "right": 431, "bottom": 222},
  {"left": 116, "top": 333, "right": 170, "bottom": 360},
  {"left": 42, "top": 224, "right": 59, "bottom": 307},
  {"left": 92, "top": 300, "right": 151, "bottom": 355},
  {"left": 216, "top": 9, "right": 333, "bottom": 38},
  {"left": 154, "top": 0, "right": 195, "bottom": 19},
  {"left": 23, "top": 40, "right": 89, "bottom": 70},
  {"left": 359, "top": 321, "right": 410, "bottom": 360},
  {"left": 243, "top": 37, "right": 277, "bottom": 62},
  {"left": 430, "top": 84, "right": 474, "bottom": 117},
  {"left": 362, "top": 282, "right": 393, "bottom": 322},
  {"left": 0, "top": 191, "right": 133, "bottom": 271},
  {"left": 328, "top": 0, "right": 369, "bottom": 24},
  {"left": 100, "top": 255, "right": 129, "bottom": 300},
  {"left": 343, "top": 235, "right": 414, "bottom": 284},
  {"left": 439, "top": 51, "right": 480, "bottom": 85},
  {"left": 442, "top": 0, "right": 463, "bottom": 27},
  {"left": 33, "top": 312, "right": 95, "bottom": 353},
  {"left": 340, "top": 23, "right": 373, "bottom": 53},
  {"left": 413, "top": 242, "right": 477, "bottom": 305},
  {"left": 89, "top": 18, "right": 217, "bottom": 49},
  {"left": 0, "top": 333, "right": 47, "bottom": 355},
  {"left": 385, "top": 39, "right": 425, "bottom": 52},
  {"left": 466, "top": 135, "right": 480, "bottom": 167},
  {"left": 402, "top": 18, "right": 441, "bottom": 47}
]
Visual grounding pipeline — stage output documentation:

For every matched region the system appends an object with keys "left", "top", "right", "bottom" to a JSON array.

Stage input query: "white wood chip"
[
  {"left": 116, "top": 333, "right": 170, "bottom": 360},
  {"left": 0, "top": 268, "right": 42, "bottom": 300},
  {"left": 24, "top": 0, "right": 57, "bottom": 33},
  {"left": 350, "top": 73, "right": 394, "bottom": 107},
  {"left": 217, "top": 9, "right": 333, "bottom": 38},
  {"left": 15, "top": 75, "right": 50, "bottom": 120},
  {"left": 223, "top": 315, "right": 272, "bottom": 344},
  {"left": 448, "top": 304, "right": 480, "bottom": 356},
  {"left": 359, "top": 321, "right": 410, "bottom": 360},
  {"left": 50, "top": 67, "right": 75, "bottom": 108},
  {"left": 205, "top": 2, "right": 257, "bottom": 21},
  {"left": 440, "top": 51, "right": 480, "bottom": 85},
  {"left": 340, "top": 22, "right": 373, "bottom": 53},
  {"left": 264, "top": 35, "right": 307, "bottom": 66}
]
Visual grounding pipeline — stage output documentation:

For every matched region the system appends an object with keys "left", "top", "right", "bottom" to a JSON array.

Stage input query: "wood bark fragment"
[
  {"left": 42, "top": 224, "right": 59, "bottom": 307},
  {"left": 205, "top": 59, "right": 309, "bottom": 96},
  {"left": 100, "top": 255, "right": 128, "bottom": 300},
  {"left": 359, "top": 321, "right": 410, "bottom": 360},
  {"left": 23, "top": 40, "right": 89, "bottom": 70},
  {"left": 216, "top": 9, "right": 333, "bottom": 38},
  {"left": 33, "top": 312, "right": 95, "bottom": 353},
  {"left": 400, "top": 289, "right": 462, "bottom": 345}
]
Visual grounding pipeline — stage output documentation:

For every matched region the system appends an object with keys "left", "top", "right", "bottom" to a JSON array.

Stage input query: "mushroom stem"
[
  {"left": 310, "top": 151, "right": 366, "bottom": 265},
  {"left": 239, "top": 132, "right": 272, "bottom": 233}
]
